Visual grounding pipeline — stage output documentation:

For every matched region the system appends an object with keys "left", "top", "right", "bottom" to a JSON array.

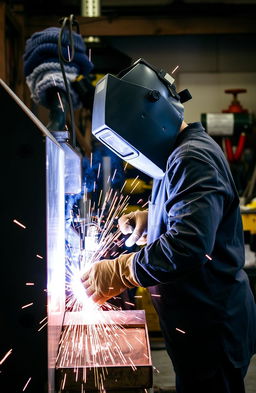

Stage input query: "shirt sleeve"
[{"left": 133, "top": 154, "right": 229, "bottom": 287}]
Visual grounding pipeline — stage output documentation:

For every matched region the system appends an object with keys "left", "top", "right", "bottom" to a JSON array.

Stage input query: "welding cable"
[{"left": 58, "top": 14, "right": 79, "bottom": 147}]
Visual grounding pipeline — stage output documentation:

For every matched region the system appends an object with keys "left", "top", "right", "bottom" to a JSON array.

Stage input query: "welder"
[{"left": 82, "top": 58, "right": 256, "bottom": 393}]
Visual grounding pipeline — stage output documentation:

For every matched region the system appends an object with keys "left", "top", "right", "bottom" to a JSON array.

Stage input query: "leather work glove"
[
  {"left": 81, "top": 253, "right": 139, "bottom": 305},
  {"left": 118, "top": 210, "right": 148, "bottom": 247}
]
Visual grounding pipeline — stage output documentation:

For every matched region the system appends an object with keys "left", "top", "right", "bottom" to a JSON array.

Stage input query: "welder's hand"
[
  {"left": 81, "top": 253, "right": 139, "bottom": 305},
  {"left": 118, "top": 210, "right": 148, "bottom": 247}
]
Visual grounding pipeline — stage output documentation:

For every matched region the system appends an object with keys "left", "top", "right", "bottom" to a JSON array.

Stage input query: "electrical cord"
[{"left": 58, "top": 14, "right": 80, "bottom": 147}]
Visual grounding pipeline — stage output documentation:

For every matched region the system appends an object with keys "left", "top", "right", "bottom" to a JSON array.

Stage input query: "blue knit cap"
[
  {"left": 24, "top": 27, "right": 93, "bottom": 109},
  {"left": 24, "top": 27, "right": 86, "bottom": 58}
]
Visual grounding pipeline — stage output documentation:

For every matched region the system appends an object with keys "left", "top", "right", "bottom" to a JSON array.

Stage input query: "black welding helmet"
[{"left": 92, "top": 58, "right": 191, "bottom": 179}]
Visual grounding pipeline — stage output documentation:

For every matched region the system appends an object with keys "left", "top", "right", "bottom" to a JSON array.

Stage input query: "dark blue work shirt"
[{"left": 133, "top": 122, "right": 256, "bottom": 376}]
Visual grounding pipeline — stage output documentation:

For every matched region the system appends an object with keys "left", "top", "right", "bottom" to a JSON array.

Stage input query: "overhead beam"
[{"left": 26, "top": 14, "right": 256, "bottom": 38}]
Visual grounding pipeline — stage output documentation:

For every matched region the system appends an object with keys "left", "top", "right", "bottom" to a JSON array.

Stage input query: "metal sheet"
[
  {"left": 46, "top": 137, "right": 66, "bottom": 393},
  {"left": 55, "top": 310, "right": 153, "bottom": 391}
]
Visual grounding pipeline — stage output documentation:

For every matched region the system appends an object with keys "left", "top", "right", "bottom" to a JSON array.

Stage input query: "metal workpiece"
[
  {"left": 55, "top": 310, "right": 153, "bottom": 392},
  {"left": 51, "top": 131, "right": 82, "bottom": 195}
]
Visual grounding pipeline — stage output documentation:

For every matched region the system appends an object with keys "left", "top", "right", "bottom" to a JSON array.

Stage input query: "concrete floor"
[{"left": 150, "top": 344, "right": 256, "bottom": 392}]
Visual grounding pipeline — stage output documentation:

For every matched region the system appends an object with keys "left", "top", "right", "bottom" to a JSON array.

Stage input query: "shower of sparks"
[
  {"left": 22, "top": 377, "right": 32, "bottom": 391},
  {"left": 21, "top": 302, "right": 33, "bottom": 309},
  {"left": 36, "top": 254, "right": 43, "bottom": 260},
  {"left": 176, "top": 328, "right": 186, "bottom": 334},
  {"left": 171, "top": 65, "right": 179, "bottom": 74},
  {"left": 13, "top": 219, "right": 26, "bottom": 229},
  {"left": 26, "top": 282, "right": 35, "bottom": 286},
  {"left": 58, "top": 178, "right": 150, "bottom": 392},
  {"left": 0, "top": 349, "right": 13, "bottom": 365},
  {"left": 151, "top": 294, "right": 161, "bottom": 298},
  {"left": 205, "top": 254, "right": 212, "bottom": 261}
]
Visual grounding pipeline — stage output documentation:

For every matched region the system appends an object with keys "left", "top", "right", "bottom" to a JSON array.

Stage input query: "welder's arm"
[
  {"left": 81, "top": 253, "right": 140, "bottom": 305},
  {"left": 132, "top": 155, "right": 227, "bottom": 287},
  {"left": 118, "top": 210, "right": 148, "bottom": 247}
]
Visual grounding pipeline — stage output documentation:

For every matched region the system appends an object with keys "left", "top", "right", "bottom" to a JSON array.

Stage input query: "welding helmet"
[{"left": 92, "top": 58, "right": 191, "bottom": 179}]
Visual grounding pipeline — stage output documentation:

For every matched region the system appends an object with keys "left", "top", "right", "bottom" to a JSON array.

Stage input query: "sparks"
[
  {"left": 39, "top": 316, "right": 47, "bottom": 324},
  {"left": 59, "top": 181, "right": 152, "bottom": 392},
  {"left": 57, "top": 92, "right": 65, "bottom": 112},
  {"left": 205, "top": 254, "right": 212, "bottom": 261},
  {"left": 67, "top": 45, "right": 71, "bottom": 61},
  {"left": 176, "top": 328, "right": 186, "bottom": 334},
  {"left": 25, "top": 282, "right": 35, "bottom": 286},
  {"left": 153, "top": 366, "right": 160, "bottom": 374},
  {"left": 0, "top": 349, "right": 13, "bottom": 365},
  {"left": 111, "top": 169, "right": 117, "bottom": 182},
  {"left": 141, "top": 201, "right": 149, "bottom": 208},
  {"left": 171, "top": 65, "right": 179, "bottom": 74},
  {"left": 13, "top": 219, "right": 26, "bottom": 229},
  {"left": 22, "top": 377, "right": 32, "bottom": 391},
  {"left": 97, "top": 162, "right": 101, "bottom": 179},
  {"left": 130, "top": 175, "right": 139, "bottom": 187},
  {"left": 38, "top": 321, "right": 48, "bottom": 332},
  {"left": 61, "top": 373, "right": 67, "bottom": 390},
  {"left": 125, "top": 301, "right": 135, "bottom": 307},
  {"left": 36, "top": 254, "right": 43, "bottom": 260},
  {"left": 21, "top": 302, "right": 33, "bottom": 309}
]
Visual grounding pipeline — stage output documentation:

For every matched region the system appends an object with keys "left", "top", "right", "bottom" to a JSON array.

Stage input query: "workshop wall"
[{"left": 106, "top": 34, "right": 256, "bottom": 122}]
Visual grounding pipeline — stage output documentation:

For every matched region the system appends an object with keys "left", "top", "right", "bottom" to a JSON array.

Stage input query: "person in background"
[{"left": 82, "top": 58, "right": 256, "bottom": 393}]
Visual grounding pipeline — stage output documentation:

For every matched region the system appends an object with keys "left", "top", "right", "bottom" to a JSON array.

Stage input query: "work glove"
[
  {"left": 118, "top": 210, "right": 148, "bottom": 247},
  {"left": 81, "top": 253, "right": 139, "bottom": 305}
]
